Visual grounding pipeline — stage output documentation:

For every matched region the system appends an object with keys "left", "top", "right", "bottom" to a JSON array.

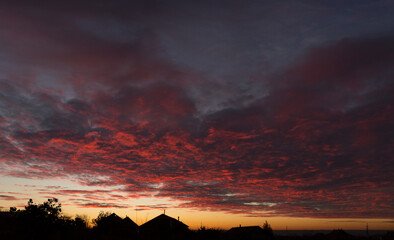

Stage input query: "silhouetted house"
[
  {"left": 121, "top": 216, "right": 138, "bottom": 235},
  {"left": 226, "top": 226, "right": 275, "bottom": 240},
  {"left": 102, "top": 213, "right": 123, "bottom": 227},
  {"left": 108, "top": 213, "right": 123, "bottom": 221},
  {"left": 122, "top": 216, "right": 138, "bottom": 229},
  {"left": 96, "top": 213, "right": 138, "bottom": 237},
  {"left": 139, "top": 214, "right": 190, "bottom": 239}
]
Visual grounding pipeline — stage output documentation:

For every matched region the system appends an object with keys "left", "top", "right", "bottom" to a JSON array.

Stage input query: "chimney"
[{"left": 178, "top": 216, "right": 179, "bottom": 221}]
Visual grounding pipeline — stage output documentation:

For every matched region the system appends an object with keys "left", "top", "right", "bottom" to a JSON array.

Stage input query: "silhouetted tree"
[
  {"left": 92, "top": 211, "right": 112, "bottom": 228},
  {"left": 25, "top": 198, "right": 61, "bottom": 217},
  {"left": 1, "top": 198, "right": 65, "bottom": 239},
  {"left": 196, "top": 225, "right": 224, "bottom": 240},
  {"left": 263, "top": 220, "right": 272, "bottom": 232},
  {"left": 74, "top": 214, "right": 89, "bottom": 229}
]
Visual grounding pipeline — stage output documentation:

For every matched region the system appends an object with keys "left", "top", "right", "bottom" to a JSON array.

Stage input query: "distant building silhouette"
[
  {"left": 226, "top": 226, "right": 275, "bottom": 240},
  {"left": 326, "top": 229, "right": 354, "bottom": 240}
]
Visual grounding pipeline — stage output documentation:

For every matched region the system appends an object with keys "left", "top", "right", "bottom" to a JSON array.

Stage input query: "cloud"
[
  {"left": 77, "top": 202, "right": 129, "bottom": 209},
  {"left": 0, "top": 195, "right": 19, "bottom": 201},
  {"left": 0, "top": 0, "right": 393, "bottom": 219}
]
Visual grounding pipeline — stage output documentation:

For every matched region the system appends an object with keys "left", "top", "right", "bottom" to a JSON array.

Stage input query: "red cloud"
[{"left": 0, "top": 8, "right": 393, "bottom": 220}]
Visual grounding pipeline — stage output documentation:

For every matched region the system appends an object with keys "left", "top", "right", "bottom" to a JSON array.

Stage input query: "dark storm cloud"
[{"left": 0, "top": 0, "right": 393, "bottom": 218}]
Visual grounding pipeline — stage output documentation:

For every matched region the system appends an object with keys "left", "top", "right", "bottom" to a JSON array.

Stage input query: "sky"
[{"left": 0, "top": 0, "right": 393, "bottom": 230}]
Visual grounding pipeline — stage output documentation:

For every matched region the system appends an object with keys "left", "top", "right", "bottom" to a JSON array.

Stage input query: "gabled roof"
[
  {"left": 123, "top": 216, "right": 138, "bottom": 228},
  {"left": 108, "top": 213, "right": 122, "bottom": 221},
  {"left": 140, "top": 214, "right": 189, "bottom": 233}
]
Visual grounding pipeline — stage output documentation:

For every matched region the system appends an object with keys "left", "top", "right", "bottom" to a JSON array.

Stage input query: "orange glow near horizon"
[
  {"left": 1, "top": 177, "right": 394, "bottom": 230},
  {"left": 48, "top": 207, "right": 394, "bottom": 230},
  {"left": 2, "top": 199, "right": 393, "bottom": 230}
]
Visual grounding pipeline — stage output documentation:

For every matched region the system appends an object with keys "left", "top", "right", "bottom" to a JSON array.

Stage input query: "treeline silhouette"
[{"left": 0, "top": 199, "right": 392, "bottom": 240}]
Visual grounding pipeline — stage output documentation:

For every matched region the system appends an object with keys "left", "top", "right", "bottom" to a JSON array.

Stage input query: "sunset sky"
[{"left": 0, "top": 0, "right": 393, "bottom": 230}]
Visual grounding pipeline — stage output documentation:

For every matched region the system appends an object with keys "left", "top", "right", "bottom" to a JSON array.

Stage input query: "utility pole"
[{"left": 366, "top": 223, "right": 369, "bottom": 236}]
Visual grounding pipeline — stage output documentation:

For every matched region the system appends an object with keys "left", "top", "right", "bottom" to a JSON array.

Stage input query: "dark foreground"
[
  {"left": 1, "top": 199, "right": 393, "bottom": 240},
  {"left": 1, "top": 219, "right": 393, "bottom": 240}
]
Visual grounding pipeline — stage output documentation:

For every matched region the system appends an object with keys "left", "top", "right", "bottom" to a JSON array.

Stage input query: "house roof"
[
  {"left": 140, "top": 214, "right": 189, "bottom": 232},
  {"left": 108, "top": 213, "right": 122, "bottom": 221},
  {"left": 123, "top": 216, "right": 138, "bottom": 228}
]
